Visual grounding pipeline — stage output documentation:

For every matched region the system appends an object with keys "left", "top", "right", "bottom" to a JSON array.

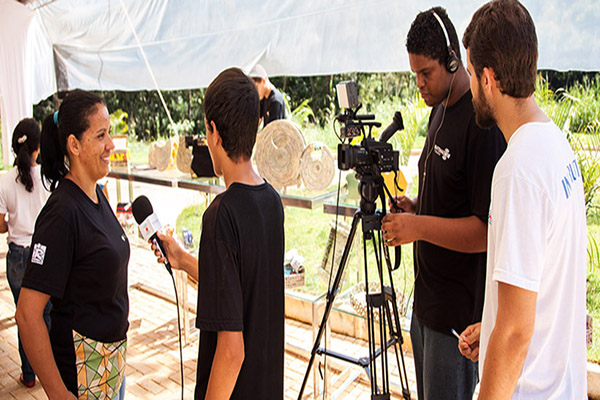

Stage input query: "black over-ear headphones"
[{"left": 432, "top": 11, "right": 459, "bottom": 74}]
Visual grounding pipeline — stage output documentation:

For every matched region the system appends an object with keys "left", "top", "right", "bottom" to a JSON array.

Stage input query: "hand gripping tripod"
[{"left": 297, "top": 172, "right": 411, "bottom": 399}]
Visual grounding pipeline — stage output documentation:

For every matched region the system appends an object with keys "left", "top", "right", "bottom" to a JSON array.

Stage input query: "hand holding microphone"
[
  {"left": 132, "top": 195, "right": 175, "bottom": 275},
  {"left": 150, "top": 233, "right": 184, "bottom": 270}
]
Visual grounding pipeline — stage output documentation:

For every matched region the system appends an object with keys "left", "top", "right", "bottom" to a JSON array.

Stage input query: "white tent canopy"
[{"left": 1, "top": 0, "right": 599, "bottom": 165}]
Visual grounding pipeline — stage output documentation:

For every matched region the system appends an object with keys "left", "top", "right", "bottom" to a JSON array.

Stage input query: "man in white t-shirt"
[{"left": 457, "top": 0, "right": 587, "bottom": 398}]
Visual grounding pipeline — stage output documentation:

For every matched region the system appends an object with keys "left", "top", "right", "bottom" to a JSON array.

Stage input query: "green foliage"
[
  {"left": 32, "top": 94, "right": 57, "bottom": 124},
  {"left": 168, "top": 119, "right": 195, "bottom": 136},
  {"left": 274, "top": 72, "right": 418, "bottom": 128},
  {"left": 588, "top": 227, "right": 600, "bottom": 364},
  {"left": 561, "top": 75, "right": 600, "bottom": 134},
  {"left": 535, "top": 75, "right": 574, "bottom": 132},
  {"left": 101, "top": 89, "right": 206, "bottom": 141},
  {"left": 588, "top": 231, "right": 600, "bottom": 312},
  {"left": 274, "top": 75, "right": 336, "bottom": 126},
  {"left": 534, "top": 74, "right": 600, "bottom": 363},
  {"left": 28, "top": 70, "right": 598, "bottom": 142},
  {"left": 289, "top": 99, "right": 340, "bottom": 151},
  {"left": 571, "top": 126, "right": 600, "bottom": 216},
  {"left": 290, "top": 99, "right": 315, "bottom": 126},
  {"left": 535, "top": 72, "right": 600, "bottom": 135},
  {"left": 390, "top": 93, "right": 429, "bottom": 164},
  {"left": 536, "top": 75, "right": 600, "bottom": 217},
  {"left": 110, "top": 109, "right": 129, "bottom": 136},
  {"left": 286, "top": 73, "right": 428, "bottom": 167}
]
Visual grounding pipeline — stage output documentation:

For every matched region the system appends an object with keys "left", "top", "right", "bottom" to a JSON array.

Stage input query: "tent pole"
[{"left": 118, "top": 0, "right": 175, "bottom": 134}]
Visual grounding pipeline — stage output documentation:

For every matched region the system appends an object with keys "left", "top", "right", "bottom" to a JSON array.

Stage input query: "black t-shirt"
[
  {"left": 22, "top": 178, "right": 130, "bottom": 395},
  {"left": 194, "top": 182, "right": 285, "bottom": 400},
  {"left": 414, "top": 90, "right": 506, "bottom": 334},
  {"left": 260, "top": 87, "right": 286, "bottom": 126}
]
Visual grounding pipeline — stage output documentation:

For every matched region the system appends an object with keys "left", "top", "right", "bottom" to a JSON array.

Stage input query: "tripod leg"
[
  {"left": 382, "top": 254, "right": 412, "bottom": 400},
  {"left": 365, "top": 224, "right": 411, "bottom": 399},
  {"left": 297, "top": 211, "right": 361, "bottom": 400}
]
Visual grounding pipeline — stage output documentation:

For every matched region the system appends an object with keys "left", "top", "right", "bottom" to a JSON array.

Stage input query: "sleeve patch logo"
[{"left": 31, "top": 243, "right": 47, "bottom": 265}]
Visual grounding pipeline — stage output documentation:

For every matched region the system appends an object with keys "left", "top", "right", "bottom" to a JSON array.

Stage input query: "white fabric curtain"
[
  {"left": 0, "top": 0, "right": 34, "bottom": 166},
  {"left": 26, "top": 0, "right": 600, "bottom": 101},
  {"left": 1, "top": 0, "right": 599, "bottom": 166}
]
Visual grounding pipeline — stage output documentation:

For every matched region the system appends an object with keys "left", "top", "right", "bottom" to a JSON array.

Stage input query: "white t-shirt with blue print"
[{"left": 480, "top": 121, "right": 587, "bottom": 399}]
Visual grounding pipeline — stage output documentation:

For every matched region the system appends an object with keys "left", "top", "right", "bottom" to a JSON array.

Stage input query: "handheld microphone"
[
  {"left": 131, "top": 195, "right": 172, "bottom": 275},
  {"left": 379, "top": 111, "right": 404, "bottom": 143},
  {"left": 131, "top": 195, "right": 185, "bottom": 399}
]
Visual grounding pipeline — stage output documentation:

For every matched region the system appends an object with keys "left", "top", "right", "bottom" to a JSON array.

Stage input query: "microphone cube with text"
[{"left": 131, "top": 195, "right": 172, "bottom": 274}]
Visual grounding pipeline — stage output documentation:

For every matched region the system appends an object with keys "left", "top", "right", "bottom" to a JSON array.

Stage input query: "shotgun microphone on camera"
[
  {"left": 379, "top": 111, "right": 404, "bottom": 143},
  {"left": 131, "top": 195, "right": 172, "bottom": 275}
]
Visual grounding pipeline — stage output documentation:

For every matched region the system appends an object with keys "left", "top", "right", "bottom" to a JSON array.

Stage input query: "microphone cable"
[
  {"left": 132, "top": 194, "right": 185, "bottom": 399},
  {"left": 168, "top": 268, "right": 185, "bottom": 400}
]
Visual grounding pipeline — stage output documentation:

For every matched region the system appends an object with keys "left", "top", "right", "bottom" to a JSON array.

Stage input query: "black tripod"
[{"left": 297, "top": 174, "right": 411, "bottom": 400}]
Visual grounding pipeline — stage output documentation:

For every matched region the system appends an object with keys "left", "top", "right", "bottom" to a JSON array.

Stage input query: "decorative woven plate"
[
  {"left": 148, "top": 138, "right": 172, "bottom": 172},
  {"left": 254, "top": 120, "right": 305, "bottom": 189},
  {"left": 300, "top": 142, "right": 335, "bottom": 191},
  {"left": 176, "top": 136, "right": 193, "bottom": 174}
]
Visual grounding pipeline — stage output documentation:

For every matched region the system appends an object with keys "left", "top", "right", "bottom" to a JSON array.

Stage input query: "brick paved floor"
[{"left": 0, "top": 236, "right": 418, "bottom": 399}]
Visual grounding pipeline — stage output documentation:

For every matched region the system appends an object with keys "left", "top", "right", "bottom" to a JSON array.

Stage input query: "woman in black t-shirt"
[{"left": 16, "top": 90, "right": 130, "bottom": 400}]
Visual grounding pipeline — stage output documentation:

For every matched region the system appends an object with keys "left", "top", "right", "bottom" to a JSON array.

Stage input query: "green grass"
[
  {"left": 174, "top": 202, "right": 415, "bottom": 305},
  {"left": 587, "top": 201, "right": 600, "bottom": 363},
  {"left": 282, "top": 207, "right": 414, "bottom": 300},
  {"left": 174, "top": 202, "right": 207, "bottom": 250}
]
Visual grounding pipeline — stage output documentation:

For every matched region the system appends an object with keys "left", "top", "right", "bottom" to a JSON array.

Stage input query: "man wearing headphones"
[{"left": 381, "top": 7, "right": 506, "bottom": 399}]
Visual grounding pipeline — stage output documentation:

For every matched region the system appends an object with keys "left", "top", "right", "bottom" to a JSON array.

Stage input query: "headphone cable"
[{"left": 410, "top": 72, "right": 456, "bottom": 307}]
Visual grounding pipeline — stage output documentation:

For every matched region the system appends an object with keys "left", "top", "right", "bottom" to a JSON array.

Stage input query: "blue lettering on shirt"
[{"left": 561, "top": 159, "right": 580, "bottom": 199}]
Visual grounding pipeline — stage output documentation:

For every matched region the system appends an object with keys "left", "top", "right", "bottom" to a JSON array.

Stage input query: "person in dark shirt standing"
[
  {"left": 153, "top": 67, "right": 285, "bottom": 399},
  {"left": 16, "top": 90, "right": 130, "bottom": 400},
  {"left": 381, "top": 7, "right": 506, "bottom": 400},
  {"left": 249, "top": 63, "right": 286, "bottom": 127}
]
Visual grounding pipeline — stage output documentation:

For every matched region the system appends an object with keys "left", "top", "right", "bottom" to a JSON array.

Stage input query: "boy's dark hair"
[
  {"left": 203, "top": 67, "right": 260, "bottom": 162},
  {"left": 463, "top": 0, "right": 538, "bottom": 98},
  {"left": 406, "top": 7, "right": 461, "bottom": 65},
  {"left": 40, "top": 89, "right": 106, "bottom": 191},
  {"left": 12, "top": 118, "right": 41, "bottom": 192}
]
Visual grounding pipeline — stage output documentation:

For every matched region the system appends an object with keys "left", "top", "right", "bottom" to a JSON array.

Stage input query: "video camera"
[
  {"left": 183, "top": 135, "right": 217, "bottom": 178},
  {"left": 335, "top": 81, "right": 402, "bottom": 176}
]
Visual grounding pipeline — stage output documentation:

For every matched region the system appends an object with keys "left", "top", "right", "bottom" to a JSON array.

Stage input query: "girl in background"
[{"left": 0, "top": 118, "right": 51, "bottom": 388}]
